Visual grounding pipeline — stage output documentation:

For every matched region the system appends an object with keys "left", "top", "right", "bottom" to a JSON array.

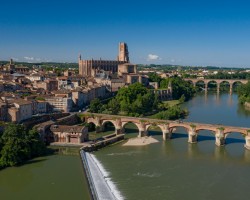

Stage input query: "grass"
[
  {"left": 146, "top": 99, "right": 181, "bottom": 119},
  {"left": 162, "top": 100, "right": 180, "bottom": 107}
]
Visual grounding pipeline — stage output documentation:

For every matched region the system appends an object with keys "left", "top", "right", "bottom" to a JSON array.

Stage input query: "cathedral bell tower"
[{"left": 118, "top": 42, "right": 129, "bottom": 62}]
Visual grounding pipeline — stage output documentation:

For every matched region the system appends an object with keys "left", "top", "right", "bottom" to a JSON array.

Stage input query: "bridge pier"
[
  {"left": 204, "top": 83, "right": 208, "bottom": 92},
  {"left": 138, "top": 129, "right": 147, "bottom": 137},
  {"left": 244, "top": 135, "right": 250, "bottom": 150},
  {"left": 217, "top": 84, "right": 220, "bottom": 93},
  {"left": 163, "top": 130, "right": 172, "bottom": 141},
  {"left": 229, "top": 84, "right": 233, "bottom": 95},
  {"left": 115, "top": 128, "right": 123, "bottom": 135},
  {"left": 215, "top": 130, "right": 225, "bottom": 146},
  {"left": 188, "top": 129, "right": 197, "bottom": 143}
]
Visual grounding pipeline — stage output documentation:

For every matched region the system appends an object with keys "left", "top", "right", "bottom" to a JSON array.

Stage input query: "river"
[
  {"left": 93, "top": 92, "right": 250, "bottom": 200},
  {"left": 1, "top": 92, "right": 250, "bottom": 200},
  {"left": 0, "top": 148, "right": 91, "bottom": 200}
]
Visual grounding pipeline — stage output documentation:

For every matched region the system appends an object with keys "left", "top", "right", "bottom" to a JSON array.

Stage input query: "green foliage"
[
  {"left": 0, "top": 124, "right": 46, "bottom": 169},
  {"left": 170, "top": 76, "right": 196, "bottom": 101},
  {"left": 153, "top": 105, "right": 188, "bottom": 120},
  {"left": 88, "top": 83, "right": 159, "bottom": 117},
  {"left": 160, "top": 79, "right": 169, "bottom": 88},
  {"left": 89, "top": 98, "right": 103, "bottom": 113},
  {"left": 237, "top": 81, "right": 250, "bottom": 104},
  {"left": 27, "top": 128, "right": 46, "bottom": 157},
  {"left": 206, "top": 71, "right": 250, "bottom": 79},
  {"left": 107, "top": 98, "right": 120, "bottom": 114},
  {"left": 148, "top": 72, "right": 162, "bottom": 84},
  {"left": 179, "top": 94, "right": 186, "bottom": 103},
  {"left": 115, "top": 83, "right": 159, "bottom": 116},
  {"left": 35, "top": 97, "right": 45, "bottom": 101}
]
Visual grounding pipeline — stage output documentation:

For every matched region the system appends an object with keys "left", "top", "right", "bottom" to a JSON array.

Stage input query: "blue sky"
[{"left": 1, "top": 0, "right": 250, "bottom": 67}]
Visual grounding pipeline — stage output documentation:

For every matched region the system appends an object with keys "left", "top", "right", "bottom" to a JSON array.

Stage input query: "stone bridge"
[
  {"left": 85, "top": 113, "right": 250, "bottom": 150},
  {"left": 184, "top": 78, "right": 248, "bottom": 93}
]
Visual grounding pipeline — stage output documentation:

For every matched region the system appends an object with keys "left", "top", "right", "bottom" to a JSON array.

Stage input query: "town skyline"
[{"left": 1, "top": 0, "right": 250, "bottom": 68}]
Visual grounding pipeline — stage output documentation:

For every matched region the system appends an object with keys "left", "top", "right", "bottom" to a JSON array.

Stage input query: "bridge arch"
[
  {"left": 101, "top": 120, "right": 116, "bottom": 132},
  {"left": 232, "top": 81, "right": 244, "bottom": 88},
  {"left": 86, "top": 118, "right": 99, "bottom": 128},
  {"left": 195, "top": 80, "right": 205, "bottom": 86},
  {"left": 85, "top": 122, "right": 97, "bottom": 132},
  {"left": 219, "top": 80, "right": 230, "bottom": 89},
  {"left": 195, "top": 127, "right": 217, "bottom": 134},
  {"left": 186, "top": 80, "right": 195, "bottom": 86},
  {"left": 145, "top": 124, "right": 164, "bottom": 136},
  {"left": 169, "top": 123, "right": 191, "bottom": 132},
  {"left": 224, "top": 132, "right": 246, "bottom": 146},
  {"left": 122, "top": 121, "right": 140, "bottom": 132}
]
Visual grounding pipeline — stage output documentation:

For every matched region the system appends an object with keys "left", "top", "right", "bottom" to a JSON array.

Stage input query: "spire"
[{"left": 79, "top": 54, "right": 82, "bottom": 61}]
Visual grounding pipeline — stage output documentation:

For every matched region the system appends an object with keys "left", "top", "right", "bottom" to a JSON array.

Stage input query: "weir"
[{"left": 80, "top": 150, "right": 123, "bottom": 200}]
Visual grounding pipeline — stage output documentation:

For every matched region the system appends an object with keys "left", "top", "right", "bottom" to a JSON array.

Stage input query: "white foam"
[
  {"left": 134, "top": 172, "right": 161, "bottom": 178},
  {"left": 107, "top": 151, "right": 141, "bottom": 156},
  {"left": 87, "top": 153, "right": 125, "bottom": 200}
]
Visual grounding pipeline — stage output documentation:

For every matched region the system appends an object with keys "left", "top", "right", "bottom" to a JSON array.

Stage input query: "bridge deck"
[{"left": 86, "top": 113, "right": 250, "bottom": 132}]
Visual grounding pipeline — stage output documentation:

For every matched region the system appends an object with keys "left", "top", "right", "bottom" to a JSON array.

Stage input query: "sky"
[{"left": 1, "top": 0, "right": 250, "bottom": 67}]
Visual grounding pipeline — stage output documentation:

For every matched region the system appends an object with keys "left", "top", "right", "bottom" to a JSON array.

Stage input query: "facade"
[
  {"left": 7, "top": 100, "right": 33, "bottom": 122},
  {"left": 45, "top": 96, "right": 73, "bottom": 112},
  {"left": 34, "top": 79, "right": 58, "bottom": 91},
  {"left": 50, "top": 125, "right": 88, "bottom": 144},
  {"left": 79, "top": 42, "right": 129, "bottom": 77}
]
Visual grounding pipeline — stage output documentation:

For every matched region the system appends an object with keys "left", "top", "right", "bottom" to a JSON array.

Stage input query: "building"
[
  {"left": 7, "top": 99, "right": 33, "bottom": 122},
  {"left": 45, "top": 96, "right": 73, "bottom": 112},
  {"left": 79, "top": 42, "right": 129, "bottom": 77},
  {"left": 50, "top": 125, "right": 88, "bottom": 144},
  {"left": 34, "top": 79, "right": 58, "bottom": 91}
]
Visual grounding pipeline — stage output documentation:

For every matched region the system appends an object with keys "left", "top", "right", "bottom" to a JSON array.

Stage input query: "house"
[{"left": 50, "top": 125, "right": 88, "bottom": 144}]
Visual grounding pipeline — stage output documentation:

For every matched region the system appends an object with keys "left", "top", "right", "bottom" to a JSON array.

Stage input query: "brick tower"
[{"left": 118, "top": 42, "right": 129, "bottom": 62}]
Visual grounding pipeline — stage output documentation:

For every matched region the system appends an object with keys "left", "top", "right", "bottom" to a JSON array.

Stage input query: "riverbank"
[{"left": 123, "top": 136, "right": 159, "bottom": 146}]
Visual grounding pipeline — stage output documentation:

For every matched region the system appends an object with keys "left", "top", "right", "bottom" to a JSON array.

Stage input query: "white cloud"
[
  {"left": 24, "top": 56, "right": 34, "bottom": 61},
  {"left": 147, "top": 54, "right": 161, "bottom": 61},
  {"left": 170, "top": 59, "right": 175, "bottom": 63}
]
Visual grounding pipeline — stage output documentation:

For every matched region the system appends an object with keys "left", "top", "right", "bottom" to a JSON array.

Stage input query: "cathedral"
[{"left": 78, "top": 42, "right": 130, "bottom": 77}]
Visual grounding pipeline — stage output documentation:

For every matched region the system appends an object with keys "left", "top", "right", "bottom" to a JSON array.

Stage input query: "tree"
[
  {"left": 0, "top": 124, "right": 46, "bottom": 168},
  {"left": 0, "top": 124, "right": 30, "bottom": 167},
  {"left": 148, "top": 72, "right": 162, "bottom": 84},
  {"left": 107, "top": 98, "right": 120, "bottom": 114},
  {"left": 89, "top": 98, "right": 102, "bottom": 113},
  {"left": 115, "top": 83, "right": 159, "bottom": 116},
  {"left": 237, "top": 81, "right": 250, "bottom": 104},
  {"left": 170, "top": 76, "right": 195, "bottom": 101},
  {"left": 27, "top": 128, "right": 46, "bottom": 157}
]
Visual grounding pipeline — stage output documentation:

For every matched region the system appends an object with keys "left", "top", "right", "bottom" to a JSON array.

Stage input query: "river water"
[
  {"left": 0, "top": 148, "right": 91, "bottom": 200},
  {"left": 93, "top": 92, "right": 250, "bottom": 200}
]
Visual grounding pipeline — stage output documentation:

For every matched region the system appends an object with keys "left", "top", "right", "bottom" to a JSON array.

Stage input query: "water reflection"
[{"left": 237, "top": 103, "right": 250, "bottom": 117}]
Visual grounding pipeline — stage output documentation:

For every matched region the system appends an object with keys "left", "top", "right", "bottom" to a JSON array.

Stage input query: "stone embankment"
[{"left": 82, "top": 133, "right": 125, "bottom": 152}]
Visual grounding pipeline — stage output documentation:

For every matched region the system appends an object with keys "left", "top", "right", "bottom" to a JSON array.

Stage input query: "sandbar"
[{"left": 123, "top": 136, "right": 159, "bottom": 146}]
